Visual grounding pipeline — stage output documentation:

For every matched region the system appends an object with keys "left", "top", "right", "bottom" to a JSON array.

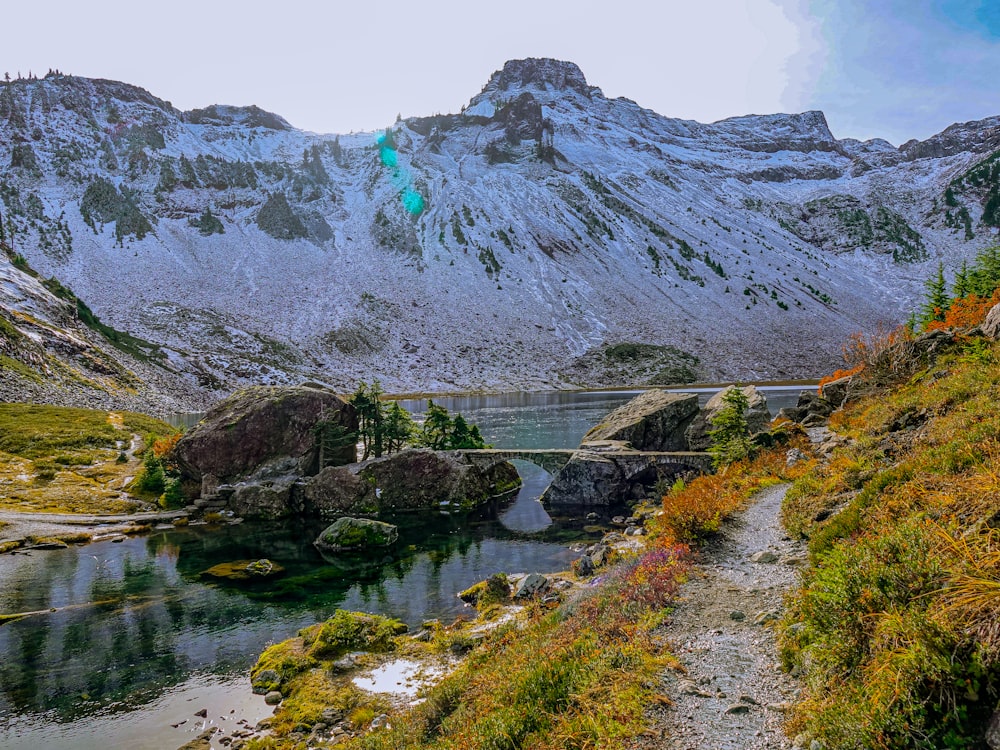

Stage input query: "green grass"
[
  {"left": 0, "top": 404, "right": 170, "bottom": 458},
  {"left": 780, "top": 337, "right": 1000, "bottom": 749}
]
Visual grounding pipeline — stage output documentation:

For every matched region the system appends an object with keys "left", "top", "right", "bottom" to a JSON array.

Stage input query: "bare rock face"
[
  {"left": 541, "top": 452, "right": 626, "bottom": 506},
  {"left": 173, "top": 384, "right": 356, "bottom": 484},
  {"left": 358, "top": 448, "right": 519, "bottom": 512},
  {"left": 582, "top": 390, "right": 699, "bottom": 451},
  {"left": 301, "top": 465, "right": 375, "bottom": 519},
  {"left": 685, "top": 385, "right": 772, "bottom": 451},
  {"left": 982, "top": 302, "right": 1000, "bottom": 340}
]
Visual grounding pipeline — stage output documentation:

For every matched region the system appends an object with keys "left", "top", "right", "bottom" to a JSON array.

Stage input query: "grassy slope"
[
  {"left": 0, "top": 403, "right": 175, "bottom": 513},
  {"left": 780, "top": 334, "right": 1000, "bottom": 748}
]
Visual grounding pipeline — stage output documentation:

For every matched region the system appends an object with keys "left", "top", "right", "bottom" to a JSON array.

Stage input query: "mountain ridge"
[{"left": 1, "top": 58, "right": 998, "bottom": 407}]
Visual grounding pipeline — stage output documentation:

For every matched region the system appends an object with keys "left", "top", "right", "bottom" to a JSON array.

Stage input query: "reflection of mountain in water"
[{"left": 0, "top": 508, "right": 582, "bottom": 724}]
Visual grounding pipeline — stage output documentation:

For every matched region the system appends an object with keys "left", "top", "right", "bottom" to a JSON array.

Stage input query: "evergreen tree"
[
  {"left": 420, "top": 400, "right": 452, "bottom": 450},
  {"left": 449, "top": 414, "right": 473, "bottom": 449},
  {"left": 920, "top": 263, "right": 949, "bottom": 324},
  {"left": 708, "top": 387, "right": 754, "bottom": 468},
  {"left": 952, "top": 261, "right": 970, "bottom": 300},
  {"left": 383, "top": 402, "right": 416, "bottom": 453},
  {"left": 350, "top": 380, "right": 386, "bottom": 459}
]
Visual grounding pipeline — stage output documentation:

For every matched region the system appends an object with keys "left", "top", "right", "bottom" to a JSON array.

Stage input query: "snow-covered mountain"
[{"left": 2, "top": 58, "right": 998, "bottom": 403}]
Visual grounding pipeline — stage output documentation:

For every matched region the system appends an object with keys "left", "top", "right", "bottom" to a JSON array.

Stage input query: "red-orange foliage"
[
  {"left": 925, "top": 289, "right": 1000, "bottom": 332},
  {"left": 152, "top": 432, "right": 181, "bottom": 458},
  {"left": 818, "top": 364, "right": 865, "bottom": 393}
]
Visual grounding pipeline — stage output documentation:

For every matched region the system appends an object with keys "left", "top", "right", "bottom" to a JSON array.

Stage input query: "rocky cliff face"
[{"left": 2, "top": 59, "right": 998, "bottom": 401}]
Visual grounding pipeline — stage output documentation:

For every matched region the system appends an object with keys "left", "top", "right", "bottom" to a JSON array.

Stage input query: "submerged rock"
[
  {"left": 582, "top": 390, "right": 699, "bottom": 451},
  {"left": 202, "top": 558, "right": 285, "bottom": 581},
  {"left": 314, "top": 517, "right": 399, "bottom": 553}
]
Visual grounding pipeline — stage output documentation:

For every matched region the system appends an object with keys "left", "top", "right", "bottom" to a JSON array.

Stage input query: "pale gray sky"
[{"left": 3, "top": 0, "right": 999, "bottom": 144}]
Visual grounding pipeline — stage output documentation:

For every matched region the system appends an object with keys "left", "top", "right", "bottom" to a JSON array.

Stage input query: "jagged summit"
[{"left": 467, "top": 58, "right": 596, "bottom": 114}]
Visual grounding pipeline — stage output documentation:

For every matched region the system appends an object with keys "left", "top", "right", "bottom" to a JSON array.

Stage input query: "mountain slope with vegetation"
[
  {"left": 3, "top": 60, "right": 1000, "bottom": 398},
  {"left": 780, "top": 246, "right": 1000, "bottom": 748}
]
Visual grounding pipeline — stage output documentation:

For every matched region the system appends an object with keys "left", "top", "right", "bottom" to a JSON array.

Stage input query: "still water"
[{"left": 0, "top": 386, "right": 810, "bottom": 749}]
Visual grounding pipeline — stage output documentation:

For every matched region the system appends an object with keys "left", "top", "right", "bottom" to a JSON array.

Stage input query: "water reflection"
[
  {"left": 499, "top": 461, "right": 554, "bottom": 533},
  {"left": 0, "top": 511, "right": 580, "bottom": 739}
]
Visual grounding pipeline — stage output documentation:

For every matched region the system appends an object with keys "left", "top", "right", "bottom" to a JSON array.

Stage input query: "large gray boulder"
[
  {"left": 359, "top": 448, "right": 519, "bottom": 512},
  {"left": 301, "top": 465, "right": 375, "bottom": 518},
  {"left": 541, "top": 452, "right": 626, "bottom": 506},
  {"left": 983, "top": 302, "right": 1000, "bottom": 340},
  {"left": 228, "top": 479, "right": 296, "bottom": 520},
  {"left": 173, "top": 384, "right": 357, "bottom": 485},
  {"left": 297, "top": 448, "right": 521, "bottom": 517},
  {"left": 582, "top": 390, "right": 699, "bottom": 451},
  {"left": 685, "top": 385, "right": 772, "bottom": 451}
]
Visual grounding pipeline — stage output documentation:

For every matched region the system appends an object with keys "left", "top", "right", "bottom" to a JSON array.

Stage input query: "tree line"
[{"left": 318, "top": 380, "right": 489, "bottom": 464}]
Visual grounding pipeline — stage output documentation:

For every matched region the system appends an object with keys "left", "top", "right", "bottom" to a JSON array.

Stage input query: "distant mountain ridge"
[{"left": 2, "top": 58, "right": 999, "bottom": 406}]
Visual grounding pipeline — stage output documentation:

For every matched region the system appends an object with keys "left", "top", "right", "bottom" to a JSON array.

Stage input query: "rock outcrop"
[
  {"left": 983, "top": 302, "right": 1000, "bottom": 340},
  {"left": 227, "top": 448, "right": 521, "bottom": 520},
  {"left": 778, "top": 390, "right": 836, "bottom": 426},
  {"left": 357, "top": 448, "right": 519, "bottom": 512},
  {"left": 173, "top": 384, "right": 357, "bottom": 487},
  {"left": 685, "top": 385, "right": 772, "bottom": 451},
  {"left": 582, "top": 390, "right": 699, "bottom": 451},
  {"left": 541, "top": 452, "right": 626, "bottom": 507}
]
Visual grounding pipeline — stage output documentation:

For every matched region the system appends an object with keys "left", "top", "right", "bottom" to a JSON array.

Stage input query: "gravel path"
[{"left": 633, "top": 483, "right": 804, "bottom": 749}]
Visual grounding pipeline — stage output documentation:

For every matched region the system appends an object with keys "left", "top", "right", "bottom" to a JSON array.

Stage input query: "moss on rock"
[{"left": 313, "top": 517, "right": 398, "bottom": 553}]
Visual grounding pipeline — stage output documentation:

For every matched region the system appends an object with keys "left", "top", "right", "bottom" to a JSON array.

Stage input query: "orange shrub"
[
  {"left": 152, "top": 432, "right": 181, "bottom": 458},
  {"left": 925, "top": 288, "right": 1000, "bottom": 332},
  {"left": 819, "top": 364, "right": 865, "bottom": 393}
]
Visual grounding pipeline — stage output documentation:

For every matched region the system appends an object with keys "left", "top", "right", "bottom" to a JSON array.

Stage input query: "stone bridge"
[{"left": 452, "top": 448, "right": 714, "bottom": 506}]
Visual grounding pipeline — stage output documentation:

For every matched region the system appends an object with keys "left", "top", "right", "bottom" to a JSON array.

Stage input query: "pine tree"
[
  {"left": 708, "top": 387, "right": 754, "bottom": 468},
  {"left": 953, "top": 261, "right": 970, "bottom": 300},
  {"left": 383, "top": 402, "right": 415, "bottom": 453},
  {"left": 420, "top": 400, "right": 453, "bottom": 450},
  {"left": 920, "top": 263, "right": 949, "bottom": 324},
  {"left": 350, "top": 380, "right": 386, "bottom": 459}
]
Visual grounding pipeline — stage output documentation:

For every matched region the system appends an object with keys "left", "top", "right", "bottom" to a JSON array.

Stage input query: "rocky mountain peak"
[
  {"left": 469, "top": 58, "right": 593, "bottom": 108},
  {"left": 899, "top": 115, "right": 1000, "bottom": 161}
]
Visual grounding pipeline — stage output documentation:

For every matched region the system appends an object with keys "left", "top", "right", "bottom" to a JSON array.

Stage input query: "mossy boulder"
[
  {"left": 314, "top": 517, "right": 398, "bottom": 553},
  {"left": 173, "top": 384, "right": 357, "bottom": 486},
  {"left": 300, "top": 609, "right": 408, "bottom": 659},
  {"left": 250, "top": 639, "right": 316, "bottom": 694},
  {"left": 458, "top": 573, "right": 511, "bottom": 607}
]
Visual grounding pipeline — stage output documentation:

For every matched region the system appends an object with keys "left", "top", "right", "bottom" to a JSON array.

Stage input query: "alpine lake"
[{"left": 0, "top": 385, "right": 811, "bottom": 749}]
